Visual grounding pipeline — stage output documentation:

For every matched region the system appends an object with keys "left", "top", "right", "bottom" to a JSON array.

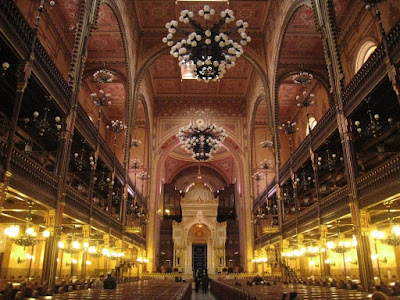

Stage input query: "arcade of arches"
[{"left": 0, "top": 0, "right": 400, "bottom": 298}]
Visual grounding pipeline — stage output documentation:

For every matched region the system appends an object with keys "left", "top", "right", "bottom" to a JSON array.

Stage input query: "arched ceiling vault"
[
  {"left": 171, "top": 165, "right": 228, "bottom": 193},
  {"left": 276, "top": 4, "right": 330, "bottom": 124},
  {"left": 56, "top": 1, "right": 334, "bottom": 190}
]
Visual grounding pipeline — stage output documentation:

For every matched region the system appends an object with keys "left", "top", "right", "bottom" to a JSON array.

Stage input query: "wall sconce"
[
  {"left": 17, "top": 253, "right": 34, "bottom": 264},
  {"left": 17, "top": 257, "right": 26, "bottom": 264},
  {"left": 379, "top": 257, "right": 388, "bottom": 264},
  {"left": 371, "top": 254, "right": 387, "bottom": 264},
  {"left": 251, "top": 257, "right": 268, "bottom": 263},
  {"left": 136, "top": 257, "right": 149, "bottom": 263},
  {"left": 345, "top": 257, "right": 358, "bottom": 265},
  {"left": 65, "top": 259, "right": 78, "bottom": 266},
  {"left": 324, "top": 259, "right": 336, "bottom": 266},
  {"left": 309, "top": 260, "right": 319, "bottom": 267}
]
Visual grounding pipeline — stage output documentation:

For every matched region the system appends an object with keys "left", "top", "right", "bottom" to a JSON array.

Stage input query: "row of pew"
[
  {"left": 210, "top": 279, "right": 369, "bottom": 300},
  {"left": 37, "top": 279, "right": 192, "bottom": 300}
]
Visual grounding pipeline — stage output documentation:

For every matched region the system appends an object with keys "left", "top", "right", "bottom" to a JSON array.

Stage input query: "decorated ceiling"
[{"left": 52, "top": 0, "right": 344, "bottom": 187}]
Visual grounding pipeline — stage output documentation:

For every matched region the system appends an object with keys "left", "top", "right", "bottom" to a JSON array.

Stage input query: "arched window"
[
  {"left": 306, "top": 117, "right": 317, "bottom": 136},
  {"left": 355, "top": 41, "right": 377, "bottom": 72}
]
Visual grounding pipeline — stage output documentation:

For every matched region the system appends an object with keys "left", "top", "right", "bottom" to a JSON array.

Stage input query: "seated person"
[
  {"left": 103, "top": 272, "right": 117, "bottom": 290},
  {"left": 393, "top": 281, "right": 400, "bottom": 296},
  {"left": 251, "top": 274, "right": 264, "bottom": 285}
]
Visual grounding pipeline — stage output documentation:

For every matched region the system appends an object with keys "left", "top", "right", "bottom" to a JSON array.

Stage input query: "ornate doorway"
[
  {"left": 192, "top": 244, "right": 207, "bottom": 272},
  {"left": 172, "top": 181, "right": 227, "bottom": 274}
]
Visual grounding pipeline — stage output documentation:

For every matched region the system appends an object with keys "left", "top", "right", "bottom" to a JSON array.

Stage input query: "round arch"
[
  {"left": 248, "top": 95, "right": 273, "bottom": 200},
  {"left": 270, "top": 1, "right": 326, "bottom": 170},
  {"left": 132, "top": 36, "right": 270, "bottom": 274},
  {"left": 272, "top": 0, "right": 314, "bottom": 125},
  {"left": 354, "top": 39, "right": 378, "bottom": 73},
  {"left": 169, "top": 163, "right": 230, "bottom": 190}
]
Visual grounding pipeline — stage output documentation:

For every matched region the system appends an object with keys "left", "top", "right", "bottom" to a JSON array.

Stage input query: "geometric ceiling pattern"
[
  {"left": 56, "top": 1, "right": 331, "bottom": 186},
  {"left": 279, "top": 6, "right": 325, "bottom": 67},
  {"left": 278, "top": 6, "right": 328, "bottom": 123}
]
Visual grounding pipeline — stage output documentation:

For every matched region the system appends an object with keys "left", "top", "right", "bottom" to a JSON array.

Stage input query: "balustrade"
[
  {"left": 343, "top": 21, "right": 400, "bottom": 110},
  {"left": 356, "top": 154, "right": 400, "bottom": 200},
  {"left": 10, "top": 147, "right": 58, "bottom": 199},
  {"left": 0, "top": 0, "right": 71, "bottom": 106}
]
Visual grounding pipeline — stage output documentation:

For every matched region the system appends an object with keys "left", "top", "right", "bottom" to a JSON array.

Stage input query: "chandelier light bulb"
[
  {"left": 26, "top": 227, "right": 35, "bottom": 236},
  {"left": 5, "top": 225, "right": 19, "bottom": 237},
  {"left": 72, "top": 241, "right": 80, "bottom": 249}
]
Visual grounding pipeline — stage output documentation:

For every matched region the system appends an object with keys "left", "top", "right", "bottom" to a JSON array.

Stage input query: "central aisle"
[{"left": 191, "top": 290, "right": 217, "bottom": 300}]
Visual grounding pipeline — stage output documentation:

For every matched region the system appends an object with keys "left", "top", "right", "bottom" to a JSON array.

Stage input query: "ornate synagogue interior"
[{"left": 0, "top": 0, "right": 400, "bottom": 298}]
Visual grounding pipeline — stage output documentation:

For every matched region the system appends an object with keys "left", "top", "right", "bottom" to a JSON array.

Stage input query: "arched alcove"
[
  {"left": 275, "top": 4, "right": 331, "bottom": 165},
  {"left": 354, "top": 40, "right": 377, "bottom": 73}
]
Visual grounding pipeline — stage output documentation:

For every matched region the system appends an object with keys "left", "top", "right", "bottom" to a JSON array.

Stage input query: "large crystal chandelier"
[
  {"left": 4, "top": 202, "right": 41, "bottom": 249},
  {"left": 177, "top": 122, "right": 226, "bottom": 161},
  {"left": 327, "top": 235, "right": 357, "bottom": 253},
  {"left": 163, "top": 5, "right": 251, "bottom": 82},
  {"left": 58, "top": 225, "right": 82, "bottom": 254},
  {"left": 381, "top": 202, "right": 400, "bottom": 247},
  {"left": 382, "top": 225, "right": 400, "bottom": 247}
]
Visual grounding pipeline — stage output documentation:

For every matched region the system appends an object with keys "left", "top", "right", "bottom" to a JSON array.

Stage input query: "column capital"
[
  {"left": 297, "top": 234, "right": 304, "bottom": 245},
  {"left": 360, "top": 209, "right": 371, "bottom": 232},
  {"left": 45, "top": 209, "right": 56, "bottom": 227},
  {"left": 103, "top": 234, "right": 110, "bottom": 245},
  {"left": 82, "top": 225, "right": 90, "bottom": 239}
]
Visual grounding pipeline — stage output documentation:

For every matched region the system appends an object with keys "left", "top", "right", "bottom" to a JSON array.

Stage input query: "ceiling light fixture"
[
  {"left": 4, "top": 202, "right": 43, "bottom": 249},
  {"left": 177, "top": 122, "right": 226, "bottom": 161},
  {"left": 93, "top": 63, "right": 115, "bottom": 83},
  {"left": 163, "top": 5, "right": 251, "bottom": 82}
]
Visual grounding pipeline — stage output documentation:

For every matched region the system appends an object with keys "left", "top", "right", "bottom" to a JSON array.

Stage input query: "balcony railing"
[
  {"left": 76, "top": 104, "right": 127, "bottom": 187},
  {"left": 357, "top": 154, "right": 400, "bottom": 201},
  {"left": 65, "top": 186, "right": 91, "bottom": 222},
  {"left": 320, "top": 185, "right": 349, "bottom": 212},
  {"left": 343, "top": 20, "right": 400, "bottom": 110},
  {"left": 0, "top": 139, "right": 125, "bottom": 234},
  {"left": 0, "top": 0, "right": 71, "bottom": 108},
  {"left": 8, "top": 145, "right": 58, "bottom": 202}
]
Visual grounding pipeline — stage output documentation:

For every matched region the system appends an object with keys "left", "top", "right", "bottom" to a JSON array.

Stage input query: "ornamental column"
[
  {"left": 320, "top": 224, "right": 328, "bottom": 279},
  {"left": 81, "top": 225, "right": 90, "bottom": 279},
  {"left": 311, "top": 0, "right": 374, "bottom": 290},
  {"left": 41, "top": 209, "right": 56, "bottom": 286},
  {"left": 353, "top": 209, "right": 374, "bottom": 287},
  {"left": 48, "top": 0, "right": 99, "bottom": 291},
  {"left": 103, "top": 234, "right": 110, "bottom": 273},
  {"left": 297, "top": 234, "right": 305, "bottom": 277}
]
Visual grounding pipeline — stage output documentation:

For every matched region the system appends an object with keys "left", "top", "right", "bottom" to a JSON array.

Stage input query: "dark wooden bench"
[
  {"left": 38, "top": 279, "right": 192, "bottom": 300},
  {"left": 210, "top": 279, "right": 369, "bottom": 300}
]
